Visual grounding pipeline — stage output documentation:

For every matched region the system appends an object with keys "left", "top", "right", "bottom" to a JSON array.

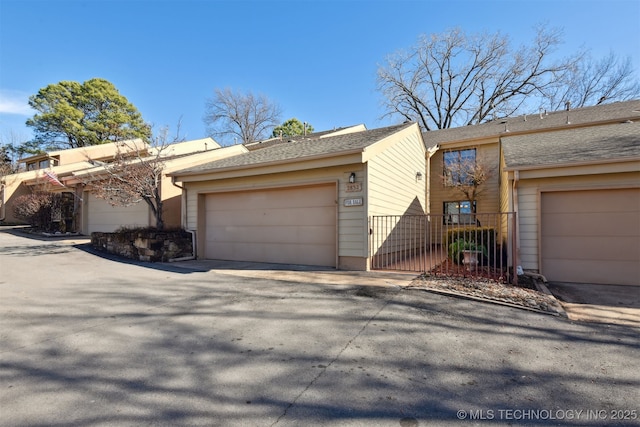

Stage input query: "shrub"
[
  {"left": 446, "top": 226, "right": 497, "bottom": 248},
  {"left": 13, "top": 192, "right": 54, "bottom": 230},
  {"left": 446, "top": 226, "right": 500, "bottom": 266}
]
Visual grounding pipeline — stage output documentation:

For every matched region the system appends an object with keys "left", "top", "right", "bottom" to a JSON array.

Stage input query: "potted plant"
[{"left": 448, "top": 238, "right": 488, "bottom": 266}]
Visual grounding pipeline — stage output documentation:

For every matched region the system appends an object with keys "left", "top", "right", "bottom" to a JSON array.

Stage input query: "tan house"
[
  {"left": 424, "top": 99, "right": 640, "bottom": 286},
  {"left": 0, "top": 138, "right": 247, "bottom": 234},
  {"left": 0, "top": 140, "right": 149, "bottom": 226},
  {"left": 168, "top": 122, "right": 427, "bottom": 270},
  {"left": 63, "top": 138, "right": 247, "bottom": 234}
]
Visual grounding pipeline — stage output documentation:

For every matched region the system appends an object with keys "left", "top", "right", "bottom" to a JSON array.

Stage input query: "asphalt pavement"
[{"left": 1, "top": 228, "right": 638, "bottom": 426}]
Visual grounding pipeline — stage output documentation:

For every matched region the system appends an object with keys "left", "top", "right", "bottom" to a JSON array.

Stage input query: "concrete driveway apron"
[{"left": 546, "top": 282, "right": 640, "bottom": 328}]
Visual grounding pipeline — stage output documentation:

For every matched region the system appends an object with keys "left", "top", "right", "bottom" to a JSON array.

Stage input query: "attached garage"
[
  {"left": 83, "top": 193, "right": 149, "bottom": 234},
  {"left": 204, "top": 184, "right": 337, "bottom": 267},
  {"left": 503, "top": 119, "right": 640, "bottom": 286},
  {"left": 541, "top": 188, "right": 640, "bottom": 286},
  {"left": 169, "top": 123, "right": 427, "bottom": 270}
]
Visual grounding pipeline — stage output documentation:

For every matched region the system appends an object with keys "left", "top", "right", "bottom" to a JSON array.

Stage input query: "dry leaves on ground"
[{"left": 408, "top": 274, "right": 566, "bottom": 316}]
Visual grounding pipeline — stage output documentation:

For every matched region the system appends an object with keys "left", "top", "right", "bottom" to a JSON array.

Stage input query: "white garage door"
[
  {"left": 541, "top": 188, "right": 640, "bottom": 286},
  {"left": 204, "top": 184, "right": 337, "bottom": 267},
  {"left": 85, "top": 193, "right": 150, "bottom": 234}
]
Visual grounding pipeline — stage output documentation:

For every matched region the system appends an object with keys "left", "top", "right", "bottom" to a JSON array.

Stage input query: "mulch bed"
[{"left": 407, "top": 272, "right": 566, "bottom": 316}]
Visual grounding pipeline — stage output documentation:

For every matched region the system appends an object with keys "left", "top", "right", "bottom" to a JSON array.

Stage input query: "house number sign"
[
  {"left": 345, "top": 183, "right": 362, "bottom": 192},
  {"left": 344, "top": 197, "right": 363, "bottom": 207}
]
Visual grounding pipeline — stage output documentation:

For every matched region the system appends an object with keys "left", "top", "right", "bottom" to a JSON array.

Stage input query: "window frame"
[
  {"left": 443, "top": 200, "right": 476, "bottom": 225},
  {"left": 443, "top": 148, "right": 476, "bottom": 187}
]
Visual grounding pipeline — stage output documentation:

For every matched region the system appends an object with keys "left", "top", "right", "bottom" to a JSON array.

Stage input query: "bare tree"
[
  {"left": 82, "top": 124, "right": 184, "bottom": 231},
  {"left": 203, "top": 88, "right": 283, "bottom": 144},
  {"left": 543, "top": 52, "right": 640, "bottom": 110},
  {"left": 0, "top": 129, "right": 29, "bottom": 176},
  {"left": 376, "top": 25, "right": 637, "bottom": 130}
]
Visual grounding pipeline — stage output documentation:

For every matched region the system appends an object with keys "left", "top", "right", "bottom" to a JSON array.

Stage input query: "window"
[
  {"left": 39, "top": 160, "right": 50, "bottom": 169},
  {"left": 443, "top": 148, "right": 476, "bottom": 186},
  {"left": 444, "top": 200, "right": 476, "bottom": 225}
]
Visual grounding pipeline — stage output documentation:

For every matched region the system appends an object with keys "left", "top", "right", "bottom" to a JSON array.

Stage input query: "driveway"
[
  {"left": 547, "top": 282, "right": 640, "bottom": 328},
  {"left": 1, "top": 229, "right": 639, "bottom": 426}
]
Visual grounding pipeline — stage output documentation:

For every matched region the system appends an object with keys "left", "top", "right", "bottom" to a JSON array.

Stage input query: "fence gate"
[{"left": 369, "top": 213, "right": 517, "bottom": 283}]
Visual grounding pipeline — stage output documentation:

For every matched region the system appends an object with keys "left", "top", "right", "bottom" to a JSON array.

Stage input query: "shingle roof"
[
  {"left": 502, "top": 121, "right": 640, "bottom": 169},
  {"left": 422, "top": 99, "right": 640, "bottom": 147},
  {"left": 244, "top": 126, "right": 361, "bottom": 151},
  {"left": 171, "top": 122, "right": 413, "bottom": 176}
]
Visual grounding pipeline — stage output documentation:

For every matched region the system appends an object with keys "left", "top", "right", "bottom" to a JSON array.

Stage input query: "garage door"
[
  {"left": 541, "top": 188, "right": 640, "bottom": 285},
  {"left": 204, "top": 184, "right": 337, "bottom": 267},
  {"left": 85, "top": 193, "right": 150, "bottom": 234}
]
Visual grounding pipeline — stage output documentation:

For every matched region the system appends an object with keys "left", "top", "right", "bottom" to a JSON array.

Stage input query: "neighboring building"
[
  {"left": 0, "top": 138, "right": 247, "bottom": 234},
  {"left": 1, "top": 140, "right": 149, "bottom": 226},
  {"left": 424, "top": 99, "right": 640, "bottom": 286},
  {"left": 62, "top": 138, "right": 247, "bottom": 234},
  {"left": 168, "top": 123, "right": 427, "bottom": 270}
]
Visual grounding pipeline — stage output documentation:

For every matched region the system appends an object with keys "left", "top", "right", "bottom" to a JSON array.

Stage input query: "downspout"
[
  {"left": 512, "top": 170, "right": 521, "bottom": 277},
  {"left": 170, "top": 176, "right": 196, "bottom": 262},
  {"left": 426, "top": 145, "right": 439, "bottom": 215}
]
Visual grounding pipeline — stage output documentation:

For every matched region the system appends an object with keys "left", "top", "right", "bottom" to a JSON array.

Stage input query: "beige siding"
[
  {"left": 160, "top": 175, "right": 182, "bottom": 229},
  {"left": 428, "top": 143, "right": 500, "bottom": 244},
  {"left": 429, "top": 142, "right": 500, "bottom": 215},
  {"left": 517, "top": 171, "right": 640, "bottom": 272},
  {"left": 83, "top": 192, "right": 150, "bottom": 234},
  {"left": 367, "top": 131, "right": 426, "bottom": 216},
  {"left": 367, "top": 131, "right": 427, "bottom": 257},
  {"left": 183, "top": 165, "right": 366, "bottom": 258}
]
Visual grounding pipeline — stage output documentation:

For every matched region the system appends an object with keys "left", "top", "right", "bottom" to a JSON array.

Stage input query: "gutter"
[
  {"left": 170, "top": 176, "right": 196, "bottom": 261},
  {"left": 503, "top": 155, "right": 640, "bottom": 172},
  {"left": 166, "top": 147, "right": 368, "bottom": 179}
]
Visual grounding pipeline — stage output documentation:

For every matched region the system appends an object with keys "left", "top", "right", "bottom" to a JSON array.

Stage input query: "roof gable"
[{"left": 170, "top": 123, "right": 414, "bottom": 177}]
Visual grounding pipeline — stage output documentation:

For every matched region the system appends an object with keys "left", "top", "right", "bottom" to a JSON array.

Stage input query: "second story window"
[{"left": 443, "top": 148, "right": 476, "bottom": 186}]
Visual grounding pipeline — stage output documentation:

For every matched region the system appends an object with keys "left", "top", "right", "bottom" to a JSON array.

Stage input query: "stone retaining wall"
[{"left": 91, "top": 229, "right": 193, "bottom": 262}]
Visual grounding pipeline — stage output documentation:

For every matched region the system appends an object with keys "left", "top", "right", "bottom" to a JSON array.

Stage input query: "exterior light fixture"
[
  {"left": 349, "top": 172, "right": 356, "bottom": 183},
  {"left": 416, "top": 172, "right": 423, "bottom": 180}
]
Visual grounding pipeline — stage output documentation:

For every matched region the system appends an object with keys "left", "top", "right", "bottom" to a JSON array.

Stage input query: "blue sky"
[{"left": 1, "top": 0, "right": 639, "bottom": 145}]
